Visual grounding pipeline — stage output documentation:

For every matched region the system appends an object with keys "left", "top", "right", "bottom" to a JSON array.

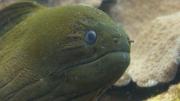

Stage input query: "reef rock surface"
[
  {"left": 110, "top": 0, "right": 180, "bottom": 39},
  {"left": 146, "top": 83, "right": 180, "bottom": 101},
  {"left": 0, "top": 0, "right": 102, "bottom": 7},
  {"left": 125, "top": 12, "right": 180, "bottom": 87}
]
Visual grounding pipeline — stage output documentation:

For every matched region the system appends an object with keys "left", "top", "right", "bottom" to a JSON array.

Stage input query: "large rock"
[
  {"left": 48, "top": 0, "right": 102, "bottom": 7},
  {"left": 110, "top": 1, "right": 180, "bottom": 87},
  {"left": 0, "top": 0, "right": 102, "bottom": 7},
  {"left": 119, "top": 12, "right": 180, "bottom": 87},
  {"left": 110, "top": 0, "right": 180, "bottom": 39},
  {"left": 146, "top": 83, "right": 180, "bottom": 101}
]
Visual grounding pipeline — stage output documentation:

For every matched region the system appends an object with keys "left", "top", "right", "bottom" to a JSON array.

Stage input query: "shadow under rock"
[{"left": 99, "top": 65, "right": 180, "bottom": 101}]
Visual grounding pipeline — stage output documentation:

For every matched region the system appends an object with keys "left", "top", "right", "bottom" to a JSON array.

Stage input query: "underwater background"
[{"left": 0, "top": 0, "right": 180, "bottom": 101}]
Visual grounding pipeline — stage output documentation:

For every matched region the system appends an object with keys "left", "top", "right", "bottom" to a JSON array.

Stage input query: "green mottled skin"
[{"left": 0, "top": 2, "right": 130, "bottom": 101}]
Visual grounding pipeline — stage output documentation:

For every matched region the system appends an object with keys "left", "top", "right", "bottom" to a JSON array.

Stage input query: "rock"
[
  {"left": 114, "top": 72, "right": 131, "bottom": 86},
  {"left": 110, "top": 0, "right": 180, "bottom": 39},
  {"left": 146, "top": 83, "right": 180, "bottom": 101},
  {"left": 118, "top": 12, "right": 180, "bottom": 87},
  {"left": 48, "top": 0, "right": 102, "bottom": 7},
  {"left": 110, "top": 0, "right": 180, "bottom": 87},
  {"left": 0, "top": 0, "right": 102, "bottom": 7}
]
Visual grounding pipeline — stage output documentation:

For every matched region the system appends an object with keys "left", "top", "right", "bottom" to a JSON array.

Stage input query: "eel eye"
[{"left": 85, "top": 30, "right": 97, "bottom": 44}]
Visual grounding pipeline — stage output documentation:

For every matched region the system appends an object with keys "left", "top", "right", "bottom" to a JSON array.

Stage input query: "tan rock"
[
  {"left": 146, "top": 83, "right": 180, "bottom": 101},
  {"left": 111, "top": 1, "right": 180, "bottom": 87},
  {"left": 0, "top": 0, "right": 102, "bottom": 7},
  {"left": 111, "top": 0, "right": 180, "bottom": 39},
  {"left": 48, "top": 0, "right": 102, "bottom": 7},
  {"left": 117, "top": 12, "right": 180, "bottom": 87}
]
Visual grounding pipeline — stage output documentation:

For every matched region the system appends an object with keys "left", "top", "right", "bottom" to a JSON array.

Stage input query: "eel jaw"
[
  {"left": 53, "top": 51, "right": 130, "bottom": 100},
  {"left": 64, "top": 51, "right": 130, "bottom": 90}
]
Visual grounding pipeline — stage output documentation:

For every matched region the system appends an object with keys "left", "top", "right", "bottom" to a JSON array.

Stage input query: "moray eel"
[{"left": 0, "top": 2, "right": 130, "bottom": 101}]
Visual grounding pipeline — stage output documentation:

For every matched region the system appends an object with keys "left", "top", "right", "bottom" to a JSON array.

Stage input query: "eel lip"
[{"left": 52, "top": 51, "right": 130, "bottom": 77}]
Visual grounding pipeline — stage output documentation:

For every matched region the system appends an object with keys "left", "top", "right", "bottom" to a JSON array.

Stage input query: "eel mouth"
[
  {"left": 50, "top": 51, "right": 130, "bottom": 80},
  {"left": 59, "top": 51, "right": 130, "bottom": 100},
  {"left": 63, "top": 51, "right": 129, "bottom": 71},
  {"left": 76, "top": 51, "right": 130, "bottom": 69},
  {"left": 75, "top": 51, "right": 130, "bottom": 68},
  {"left": 64, "top": 51, "right": 130, "bottom": 80}
]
